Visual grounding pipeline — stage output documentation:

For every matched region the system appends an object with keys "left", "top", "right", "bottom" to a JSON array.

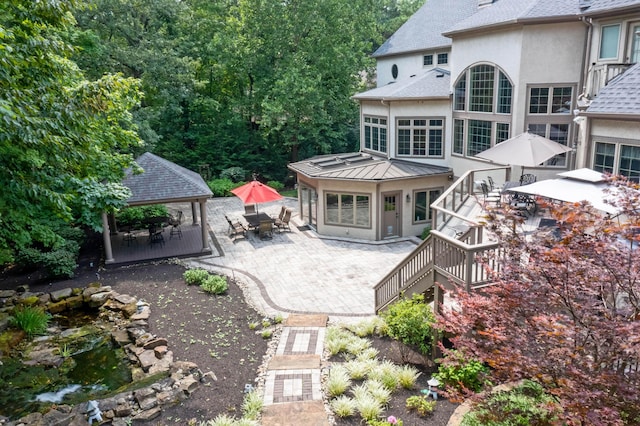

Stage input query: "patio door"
[
  {"left": 300, "top": 184, "right": 317, "bottom": 229},
  {"left": 382, "top": 192, "right": 400, "bottom": 238}
]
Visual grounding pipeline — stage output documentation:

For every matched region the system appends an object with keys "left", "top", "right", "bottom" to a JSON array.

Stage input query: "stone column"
[
  {"left": 200, "top": 200, "right": 209, "bottom": 251},
  {"left": 191, "top": 202, "right": 199, "bottom": 225},
  {"left": 102, "top": 212, "right": 114, "bottom": 264}
]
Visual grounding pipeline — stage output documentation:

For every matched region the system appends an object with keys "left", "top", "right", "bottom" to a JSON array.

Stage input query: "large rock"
[
  {"left": 131, "top": 406, "right": 162, "bottom": 424},
  {"left": 143, "top": 337, "right": 168, "bottom": 350},
  {"left": 134, "top": 387, "right": 157, "bottom": 411},
  {"left": 47, "top": 300, "right": 68, "bottom": 314},
  {"left": 65, "top": 295, "right": 84, "bottom": 310},
  {"left": 136, "top": 349, "right": 158, "bottom": 372},
  {"left": 89, "top": 291, "right": 113, "bottom": 307},
  {"left": 50, "top": 288, "right": 73, "bottom": 302},
  {"left": 42, "top": 408, "right": 74, "bottom": 426}
]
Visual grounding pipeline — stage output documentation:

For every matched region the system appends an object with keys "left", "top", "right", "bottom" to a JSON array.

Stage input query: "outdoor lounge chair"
[
  {"left": 274, "top": 208, "right": 292, "bottom": 232},
  {"left": 258, "top": 219, "right": 274, "bottom": 240},
  {"left": 225, "top": 215, "right": 247, "bottom": 241},
  {"left": 480, "top": 182, "right": 501, "bottom": 206}
]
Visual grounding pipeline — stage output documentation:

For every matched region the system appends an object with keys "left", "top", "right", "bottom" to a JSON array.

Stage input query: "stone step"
[
  {"left": 268, "top": 354, "right": 321, "bottom": 370},
  {"left": 284, "top": 314, "right": 328, "bottom": 327},
  {"left": 261, "top": 401, "right": 329, "bottom": 426}
]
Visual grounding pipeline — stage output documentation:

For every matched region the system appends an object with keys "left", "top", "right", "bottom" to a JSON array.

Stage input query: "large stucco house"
[{"left": 289, "top": 0, "right": 640, "bottom": 241}]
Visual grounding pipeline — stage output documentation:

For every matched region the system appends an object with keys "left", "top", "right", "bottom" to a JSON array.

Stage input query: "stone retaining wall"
[{"left": 0, "top": 284, "right": 215, "bottom": 425}]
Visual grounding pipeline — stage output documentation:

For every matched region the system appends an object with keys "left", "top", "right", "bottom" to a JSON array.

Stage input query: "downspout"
[
  {"left": 579, "top": 16, "right": 593, "bottom": 99},
  {"left": 574, "top": 16, "right": 594, "bottom": 170}
]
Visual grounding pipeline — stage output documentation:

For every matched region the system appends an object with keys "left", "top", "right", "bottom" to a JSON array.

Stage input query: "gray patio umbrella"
[{"left": 474, "top": 132, "right": 573, "bottom": 174}]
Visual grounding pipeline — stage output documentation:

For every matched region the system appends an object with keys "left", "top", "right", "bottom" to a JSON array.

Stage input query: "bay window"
[{"left": 363, "top": 116, "right": 387, "bottom": 154}]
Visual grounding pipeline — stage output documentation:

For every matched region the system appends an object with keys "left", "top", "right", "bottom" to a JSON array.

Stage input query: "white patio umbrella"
[{"left": 475, "top": 132, "right": 573, "bottom": 175}]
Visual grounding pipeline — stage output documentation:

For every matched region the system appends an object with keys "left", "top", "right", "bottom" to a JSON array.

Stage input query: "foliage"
[
  {"left": 220, "top": 167, "right": 248, "bottom": 183},
  {"left": 0, "top": 0, "right": 141, "bottom": 265},
  {"left": 261, "top": 330, "right": 272, "bottom": 339},
  {"left": 396, "top": 365, "right": 421, "bottom": 390},
  {"left": 421, "top": 226, "right": 432, "bottom": 240},
  {"left": 461, "top": 380, "right": 562, "bottom": 426},
  {"left": 368, "top": 415, "right": 404, "bottom": 426},
  {"left": 354, "top": 390, "right": 384, "bottom": 421},
  {"left": 439, "top": 177, "right": 640, "bottom": 424},
  {"left": 183, "top": 269, "right": 211, "bottom": 286},
  {"left": 240, "top": 389, "right": 262, "bottom": 420},
  {"left": 201, "top": 275, "right": 229, "bottom": 295},
  {"left": 208, "top": 179, "right": 242, "bottom": 198},
  {"left": 16, "top": 239, "right": 80, "bottom": 279},
  {"left": 10, "top": 306, "right": 51, "bottom": 337},
  {"left": 266, "top": 180, "right": 284, "bottom": 192},
  {"left": 435, "top": 349, "right": 490, "bottom": 396},
  {"left": 327, "top": 365, "right": 352, "bottom": 398},
  {"left": 382, "top": 294, "right": 436, "bottom": 356},
  {"left": 405, "top": 395, "right": 436, "bottom": 417},
  {"left": 330, "top": 395, "right": 357, "bottom": 418},
  {"left": 116, "top": 205, "right": 169, "bottom": 229}
]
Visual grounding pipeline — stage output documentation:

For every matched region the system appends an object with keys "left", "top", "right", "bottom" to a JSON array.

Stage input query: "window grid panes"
[
  {"left": 423, "top": 55, "right": 433, "bottom": 66},
  {"left": 529, "top": 88, "right": 549, "bottom": 114},
  {"left": 594, "top": 142, "right": 615, "bottom": 173},
  {"left": 467, "top": 120, "right": 492, "bottom": 156},
  {"left": 453, "top": 119, "right": 464, "bottom": 154},
  {"left": 600, "top": 24, "right": 621, "bottom": 59},
  {"left": 413, "top": 189, "right": 442, "bottom": 223},
  {"left": 454, "top": 75, "right": 466, "bottom": 111},
  {"left": 552, "top": 87, "right": 572, "bottom": 113},
  {"left": 470, "top": 65, "right": 494, "bottom": 112},
  {"left": 437, "top": 53, "right": 448, "bottom": 64},
  {"left": 620, "top": 145, "right": 640, "bottom": 182},
  {"left": 497, "top": 72, "right": 512, "bottom": 114},
  {"left": 496, "top": 123, "right": 510, "bottom": 144},
  {"left": 325, "top": 192, "right": 370, "bottom": 227},
  {"left": 397, "top": 118, "right": 443, "bottom": 157},
  {"left": 363, "top": 116, "right": 387, "bottom": 153},
  {"left": 632, "top": 24, "right": 640, "bottom": 63}
]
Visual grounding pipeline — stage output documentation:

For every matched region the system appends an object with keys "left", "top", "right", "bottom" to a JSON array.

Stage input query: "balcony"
[{"left": 584, "top": 63, "right": 633, "bottom": 100}]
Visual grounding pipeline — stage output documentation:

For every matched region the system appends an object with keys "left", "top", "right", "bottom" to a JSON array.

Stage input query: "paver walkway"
[{"left": 261, "top": 314, "right": 329, "bottom": 426}]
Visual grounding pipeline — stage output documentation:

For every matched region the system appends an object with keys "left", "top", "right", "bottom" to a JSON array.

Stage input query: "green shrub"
[
  {"left": 10, "top": 306, "right": 50, "bottom": 337},
  {"left": 56, "top": 226, "right": 85, "bottom": 244},
  {"left": 266, "top": 180, "right": 284, "bottom": 191},
  {"left": 330, "top": 395, "right": 357, "bottom": 418},
  {"left": 220, "top": 167, "right": 247, "bottom": 182},
  {"left": 117, "top": 205, "right": 169, "bottom": 228},
  {"left": 261, "top": 330, "right": 272, "bottom": 339},
  {"left": 461, "top": 380, "right": 561, "bottom": 426},
  {"left": 183, "top": 269, "right": 210, "bottom": 285},
  {"left": 421, "top": 226, "right": 432, "bottom": 240},
  {"left": 396, "top": 365, "right": 421, "bottom": 389},
  {"left": 201, "top": 275, "right": 228, "bottom": 295},
  {"left": 382, "top": 294, "right": 436, "bottom": 356},
  {"left": 17, "top": 239, "right": 80, "bottom": 278},
  {"left": 241, "top": 389, "right": 263, "bottom": 420},
  {"left": 405, "top": 395, "right": 436, "bottom": 416},
  {"left": 208, "top": 178, "right": 241, "bottom": 197},
  {"left": 435, "top": 349, "right": 490, "bottom": 394},
  {"left": 327, "top": 365, "right": 352, "bottom": 398}
]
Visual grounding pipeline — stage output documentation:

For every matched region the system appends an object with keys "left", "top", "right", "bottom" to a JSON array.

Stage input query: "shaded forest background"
[{"left": 73, "top": 0, "right": 422, "bottom": 184}]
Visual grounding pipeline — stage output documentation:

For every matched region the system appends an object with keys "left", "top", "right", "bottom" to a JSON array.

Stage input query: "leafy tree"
[
  {"left": 0, "top": 0, "right": 142, "bottom": 265},
  {"left": 439, "top": 177, "right": 640, "bottom": 425}
]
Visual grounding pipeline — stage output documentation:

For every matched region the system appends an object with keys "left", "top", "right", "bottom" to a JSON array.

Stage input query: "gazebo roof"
[{"left": 123, "top": 152, "right": 212, "bottom": 206}]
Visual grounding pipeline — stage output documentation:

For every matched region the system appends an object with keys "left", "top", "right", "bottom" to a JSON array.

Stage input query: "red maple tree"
[{"left": 439, "top": 177, "right": 640, "bottom": 425}]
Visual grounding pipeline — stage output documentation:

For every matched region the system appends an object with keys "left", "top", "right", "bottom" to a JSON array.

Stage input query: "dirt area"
[{"left": 0, "top": 238, "right": 458, "bottom": 425}]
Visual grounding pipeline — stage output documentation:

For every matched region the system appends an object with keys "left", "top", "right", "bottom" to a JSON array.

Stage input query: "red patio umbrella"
[{"left": 230, "top": 180, "right": 283, "bottom": 211}]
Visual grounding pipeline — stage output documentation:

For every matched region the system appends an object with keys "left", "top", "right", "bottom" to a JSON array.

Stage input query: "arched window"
[{"left": 452, "top": 64, "right": 513, "bottom": 157}]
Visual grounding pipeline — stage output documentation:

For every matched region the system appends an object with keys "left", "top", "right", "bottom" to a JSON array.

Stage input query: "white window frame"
[
  {"left": 363, "top": 115, "right": 388, "bottom": 154},
  {"left": 593, "top": 140, "right": 640, "bottom": 182},
  {"left": 599, "top": 23, "right": 621, "bottom": 60},
  {"left": 325, "top": 192, "right": 371, "bottom": 227},
  {"left": 396, "top": 118, "right": 445, "bottom": 158}
]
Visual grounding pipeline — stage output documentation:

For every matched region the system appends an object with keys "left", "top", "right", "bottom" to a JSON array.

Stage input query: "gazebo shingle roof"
[{"left": 123, "top": 152, "right": 212, "bottom": 205}]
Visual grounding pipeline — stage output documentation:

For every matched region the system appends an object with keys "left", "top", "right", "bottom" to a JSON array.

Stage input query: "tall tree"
[
  {"left": 0, "top": 0, "right": 142, "bottom": 264},
  {"left": 439, "top": 178, "right": 640, "bottom": 425}
]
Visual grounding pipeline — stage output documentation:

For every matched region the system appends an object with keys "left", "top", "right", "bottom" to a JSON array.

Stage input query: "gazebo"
[{"left": 101, "top": 152, "right": 213, "bottom": 264}]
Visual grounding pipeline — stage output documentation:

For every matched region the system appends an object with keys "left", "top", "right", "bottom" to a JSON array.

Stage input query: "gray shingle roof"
[
  {"left": 586, "top": 63, "right": 640, "bottom": 115},
  {"left": 373, "top": 0, "right": 478, "bottom": 58},
  {"left": 444, "top": 0, "right": 581, "bottom": 35},
  {"left": 123, "top": 152, "right": 212, "bottom": 205},
  {"left": 583, "top": 0, "right": 640, "bottom": 14},
  {"left": 352, "top": 68, "right": 450, "bottom": 100},
  {"left": 288, "top": 152, "right": 451, "bottom": 181}
]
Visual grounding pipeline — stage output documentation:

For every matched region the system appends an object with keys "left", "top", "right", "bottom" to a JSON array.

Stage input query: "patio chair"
[
  {"left": 274, "top": 208, "right": 292, "bottom": 232},
  {"left": 225, "top": 215, "right": 247, "bottom": 241},
  {"left": 487, "top": 176, "right": 502, "bottom": 192},
  {"left": 168, "top": 211, "right": 183, "bottom": 240},
  {"left": 244, "top": 204, "right": 257, "bottom": 215},
  {"left": 148, "top": 225, "right": 165, "bottom": 248},
  {"left": 509, "top": 193, "right": 537, "bottom": 216},
  {"left": 272, "top": 205, "right": 287, "bottom": 222},
  {"left": 519, "top": 173, "right": 537, "bottom": 185},
  {"left": 480, "top": 182, "right": 501, "bottom": 206},
  {"left": 258, "top": 219, "right": 274, "bottom": 240}
]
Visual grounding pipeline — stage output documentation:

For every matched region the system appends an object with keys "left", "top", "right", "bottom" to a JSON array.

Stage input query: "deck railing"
[
  {"left": 585, "top": 63, "right": 632, "bottom": 99},
  {"left": 374, "top": 167, "right": 510, "bottom": 313}
]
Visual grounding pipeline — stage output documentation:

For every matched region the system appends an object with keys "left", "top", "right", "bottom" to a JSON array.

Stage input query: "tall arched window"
[{"left": 452, "top": 64, "right": 513, "bottom": 157}]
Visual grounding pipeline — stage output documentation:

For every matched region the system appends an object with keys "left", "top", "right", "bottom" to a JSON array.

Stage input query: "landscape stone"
[
  {"left": 115, "top": 294, "right": 137, "bottom": 305},
  {"left": 148, "top": 351, "right": 173, "bottom": 374},
  {"left": 65, "top": 295, "right": 84, "bottom": 310},
  {"left": 143, "top": 337, "right": 168, "bottom": 350},
  {"left": 89, "top": 291, "right": 112, "bottom": 307},
  {"left": 0, "top": 290, "right": 15, "bottom": 298},
  {"left": 82, "top": 286, "right": 103, "bottom": 302},
  {"left": 111, "top": 329, "right": 131, "bottom": 347},
  {"left": 131, "top": 406, "right": 162, "bottom": 423},
  {"left": 47, "top": 300, "right": 68, "bottom": 314},
  {"left": 50, "top": 288, "right": 73, "bottom": 302},
  {"left": 178, "top": 375, "right": 200, "bottom": 395},
  {"left": 137, "top": 349, "right": 158, "bottom": 371},
  {"left": 42, "top": 408, "right": 73, "bottom": 426},
  {"left": 153, "top": 345, "right": 168, "bottom": 358}
]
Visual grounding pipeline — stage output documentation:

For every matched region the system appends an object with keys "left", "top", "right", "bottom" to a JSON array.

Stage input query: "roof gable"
[
  {"left": 123, "top": 152, "right": 212, "bottom": 205},
  {"left": 373, "top": 0, "right": 478, "bottom": 58}
]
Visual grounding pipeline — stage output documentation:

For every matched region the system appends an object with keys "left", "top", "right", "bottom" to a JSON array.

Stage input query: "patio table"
[{"left": 243, "top": 212, "right": 273, "bottom": 230}]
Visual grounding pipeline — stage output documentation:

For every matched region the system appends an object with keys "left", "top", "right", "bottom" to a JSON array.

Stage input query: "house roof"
[
  {"left": 582, "top": 0, "right": 640, "bottom": 15},
  {"left": 444, "top": 0, "right": 582, "bottom": 36},
  {"left": 372, "top": 0, "right": 478, "bottom": 58},
  {"left": 352, "top": 68, "right": 451, "bottom": 100},
  {"left": 123, "top": 152, "right": 213, "bottom": 206},
  {"left": 585, "top": 63, "right": 640, "bottom": 116},
  {"left": 288, "top": 152, "right": 452, "bottom": 181}
]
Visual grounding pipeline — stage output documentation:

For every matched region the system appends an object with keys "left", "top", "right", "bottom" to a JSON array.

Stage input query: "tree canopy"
[
  {"left": 439, "top": 178, "right": 640, "bottom": 425},
  {"left": 0, "top": 0, "right": 142, "bottom": 264}
]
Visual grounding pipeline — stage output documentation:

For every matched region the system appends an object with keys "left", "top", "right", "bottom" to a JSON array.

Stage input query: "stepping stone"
[
  {"left": 268, "top": 354, "right": 320, "bottom": 370},
  {"left": 262, "top": 401, "right": 329, "bottom": 426},
  {"left": 284, "top": 314, "right": 328, "bottom": 327}
]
